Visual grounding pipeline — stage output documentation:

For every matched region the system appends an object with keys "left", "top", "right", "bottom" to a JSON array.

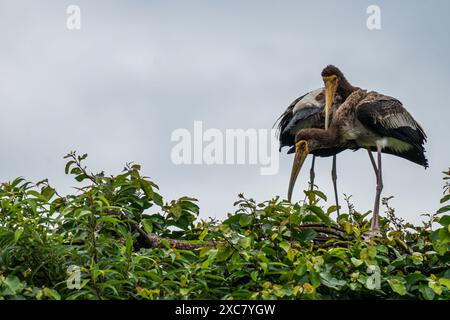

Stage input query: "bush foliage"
[{"left": 0, "top": 152, "right": 449, "bottom": 300}]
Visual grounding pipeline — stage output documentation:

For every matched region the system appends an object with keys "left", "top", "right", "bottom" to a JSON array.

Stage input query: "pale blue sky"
[{"left": 0, "top": 1, "right": 449, "bottom": 224}]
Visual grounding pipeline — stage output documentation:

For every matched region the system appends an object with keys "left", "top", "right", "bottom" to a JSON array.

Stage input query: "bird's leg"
[
  {"left": 331, "top": 155, "right": 340, "bottom": 217},
  {"left": 371, "top": 145, "right": 383, "bottom": 230},
  {"left": 309, "top": 155, "right": 316, "bottom": 191},
  {"left": 367, "top": 149, "right": 378, "bottom": 176}
]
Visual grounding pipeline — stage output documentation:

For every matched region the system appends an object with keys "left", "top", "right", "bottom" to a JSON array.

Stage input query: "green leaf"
[
  {"left": 180, "top": 199, "right": 199, "bottom": 215},
  {"left": 309, "top": 271, "right": 321, "bottom": 287},
  {"left": 198, "top": 229, "right": 208, "bottom": 241},
  {"left": 125, "top": 235, "right": 133, "bottom": 258},
  {"left": 438, "top": 278, "right": 450, "bottom": 289},
  {"left": 180, "top": 288, "right": 189, "bottom": 296},
  {"left": 65, "top": 160, "right": 76, "bottom": 174},
  {"left": 326, "top": 205, "right": 338, "bottom": 215},
  {"left": 306, "top": 205, "right": 332, "bottom": 225},
  {"left": 320, "top": 272, "right": 346, "bottom": 289},
  {"left": 260, "top": 262, "right": 268, "bottom": 273},
  {"left": 279, "top": 241, "right": 290, "bottom": 253},
  {"left": 75, "top": 174, "right": 89, "bottom": 182},
  {"left": 3, "top": 276, "right": 22, "bottom": 294},
  {"left": 287, "top": 248, "right": 295, "bottom": 262},
  {"left": 27, "top": 190, "right": 46, "bottom": 200},
  {"left": 432, "top": 240, "right": 448, "bottom": 256},
  {"left": 440, "top": 194, "right": 450, "bottom": 204},
  {"left": 376, "top": 245, "right": 388, "bottom": 254},
  {"left": 351, "top": 257, "right": 363, "bottom": 267},
  {"left": 216, "top": 245, "right": 234, "bottom": 262},
  {"left": 153, "top": 193, "right": 164, "bottom": 206},
  {"left": 142, "top": 219, "right": 153, "bottom": 234},
  {"left": 419, "top": 285, "right": 435, "bottom": 300},
  {"left": 405, "top": 273, "right": 426, "bottom": 285},
  {"left": 41, "top": 186, "right": 55, "bottom": 200},
  {"left": 239, "top": 214, "right": 253, "bottom": 227},
  {"left": 294, "top": 261, "right": 307, "bottom": 277},
  {"left": 388, "top": 279, "right": 407, "bottom": 296},
  {"left": 239, "top": 237, "right": 252, "bottom": 249},
  {"left": 97, "top": 216, "right": 122, "bottom": 225},
  {"left": 438, "top": 215, "right": 450, "bottom": 227},
  {"left": 169, "top": 206, "right": 182, "bottom": 220},
  {"left": 312, "top": 190, "right": 327, "bottom": 201},
  {"left": 96, "top": 196, "right": 110, "bottom": 206},
  {"left": 43, "top": 288, "right": 61, "bottom": 300},
  {"left": 437, "top": 205, "right": 450, "bottom": 214},
  {"left": 14, "top": 228, "right": 24, "bottom": 244},
  {"left": 70, "top": 167, "right": 82, "bottom": 175},
  {"left": 428, "top": 281, "right": 443, "bottom": 295},
  {"left": 298, "top": 229, "right": 317, "bottom": 242},
  {"left": 201, "top": 249, "right": 218, "bottom": 269},
  {"left": 438, "top": 228, "right": 450, "bottom": 243}
]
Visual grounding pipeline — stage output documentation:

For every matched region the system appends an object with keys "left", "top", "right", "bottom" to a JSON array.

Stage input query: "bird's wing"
[
  {"left": 356, "top": 92, "right": 427, "bottom": 147},
  {"left": 356, "top": 91, "right": 428, "bottom": 166},
  {"left": 274, "top": 88, "right": 325, "bottom": 151}
]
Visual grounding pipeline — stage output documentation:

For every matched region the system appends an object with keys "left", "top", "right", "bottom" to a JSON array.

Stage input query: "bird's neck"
[
  {"left": 337, "top": 77, "right": 358, "bottom": 99},
  {"left": 307, "top": 127, "right": 341, "bottom": 151}
]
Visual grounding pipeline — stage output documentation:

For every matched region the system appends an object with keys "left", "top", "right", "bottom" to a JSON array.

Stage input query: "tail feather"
[{"left": 378, "top": 146, "right": 428, "bottom": 168}]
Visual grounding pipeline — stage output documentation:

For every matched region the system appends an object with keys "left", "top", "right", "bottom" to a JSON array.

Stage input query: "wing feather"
[
  {"left": 357, "top": 93, "right": 427, "bottom": 148},
  {"left": 356, "top": 92, "right": 428, "bottom": 167},
  {"left": 274, "top": 88, "right": 325, "bottom": 151}
]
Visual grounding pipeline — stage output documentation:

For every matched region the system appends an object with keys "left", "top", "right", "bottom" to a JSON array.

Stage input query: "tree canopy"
[{"left": 0, "top": 152, "right": 449, "bottom": 300}]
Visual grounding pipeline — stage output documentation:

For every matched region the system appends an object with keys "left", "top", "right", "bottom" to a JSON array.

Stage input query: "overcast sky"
[{"left": 1, "top": 0, "right": 449, "bottom": 224}]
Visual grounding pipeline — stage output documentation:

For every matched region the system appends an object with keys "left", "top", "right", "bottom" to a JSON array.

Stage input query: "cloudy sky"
[{"left": 1, "top": 0, "right": 449, "bottom": 224}]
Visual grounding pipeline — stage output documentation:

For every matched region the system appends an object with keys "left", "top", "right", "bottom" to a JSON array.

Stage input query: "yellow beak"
[
  {"left": 287, "top": 140, "right": 309, "bottom": 202},
  {"left": 324, "top": 77, "right": 338, "bottom": 130}
]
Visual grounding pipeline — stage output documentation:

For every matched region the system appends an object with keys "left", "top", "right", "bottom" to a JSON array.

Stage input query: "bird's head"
[
  {"left": 287, "top": 128, "right": 337, "bottom": 202},
  {"left": 321, "top": 65, "right": 344, "bottom": 79},
  {"left": 293, "top": 130, "right": 323, "bottom": 151},
  {"left": 321, "top": 65, "right": 344, "bottom": 130}
]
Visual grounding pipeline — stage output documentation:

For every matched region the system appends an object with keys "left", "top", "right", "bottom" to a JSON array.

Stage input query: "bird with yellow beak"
[
  {"left": 287, "top": 65, "right": 359, "bottom": 202},
  {"left": 287, "top": 65, "right": 428, "bottom": 233}
]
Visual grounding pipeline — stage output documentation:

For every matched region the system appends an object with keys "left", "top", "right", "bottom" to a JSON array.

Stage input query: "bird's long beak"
[
  {"left": 323, "top": 77, "right": 338, "bottom": 130},
  {"left": 287, "top": 140, "right": 309, "bottom": 202}
]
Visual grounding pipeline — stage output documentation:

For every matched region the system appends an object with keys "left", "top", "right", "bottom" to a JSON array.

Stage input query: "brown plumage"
[
  {"left": 288, "top": 66, "right": 428, "bottom": 231},
  {"left": 275, "top": 88, "right": 342, "bottom": 153},
  {"left": 275, "top": 87, "right": 345, "bottom": 215}
]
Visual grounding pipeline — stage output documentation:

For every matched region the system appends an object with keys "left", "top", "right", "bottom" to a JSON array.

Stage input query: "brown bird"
[
  {"left": 275, "top": 88, "right": 344, "bottom": 214},
  {"left": 288, "top": 65, "right": 428, "bottom": 230}
]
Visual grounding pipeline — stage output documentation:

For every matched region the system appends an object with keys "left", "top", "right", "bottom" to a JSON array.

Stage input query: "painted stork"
[
  {"left": 288, "top": 65, "right": 428, "bottom": 230},
  {"left": 275, "top": 88, "right": 345, "bottom": 214}
]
